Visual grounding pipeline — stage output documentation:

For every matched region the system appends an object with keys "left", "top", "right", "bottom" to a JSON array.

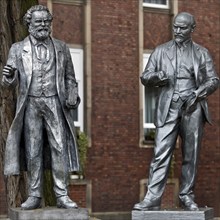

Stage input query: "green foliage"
[
  {"left": 144, "top": 128, "right": 156, "bottom": 141},
  {"left": 168, "top": 154, "right": 176, "bottom": 179},
  {"left": 76, "top": 130, "right": 89, "bottom": 178},
  {"left": 43, "top": 170, "right": 56, "bottom": 206}
]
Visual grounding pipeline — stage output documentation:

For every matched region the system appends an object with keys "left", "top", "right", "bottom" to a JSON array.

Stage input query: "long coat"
[
  {"left": 3, "top": 36, "right": 80, "bottom": 175},
  {"left": 141, "top": 40, "right": 219, "bottom": 127}
]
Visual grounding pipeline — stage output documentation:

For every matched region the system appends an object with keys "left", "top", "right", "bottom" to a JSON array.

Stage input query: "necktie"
[{"left": 36, "top": 43, "right": 50, "bottom": 62}]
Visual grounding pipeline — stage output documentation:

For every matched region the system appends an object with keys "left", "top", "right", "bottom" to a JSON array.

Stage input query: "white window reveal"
[
  {"left": 143, "top": 53, "right": 158, "bottom": 142},
  {"left": 69, "top": 48, "right": 84, "bottom": 131}
]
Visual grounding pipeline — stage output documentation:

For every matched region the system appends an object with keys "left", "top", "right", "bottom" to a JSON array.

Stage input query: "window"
[
  {"left": 143, "top": 0, "right": 169, "bottom": 9},
  {"left": 69, "top": 48, "right": 84, "bottom": 131},
  {"left": 143, "top": 53, "right": 158, "bottom": 142}
]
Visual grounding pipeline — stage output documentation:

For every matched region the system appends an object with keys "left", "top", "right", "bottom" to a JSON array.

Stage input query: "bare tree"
[{"left": 0, "top": 0, "right": 38, "bottom": 208}]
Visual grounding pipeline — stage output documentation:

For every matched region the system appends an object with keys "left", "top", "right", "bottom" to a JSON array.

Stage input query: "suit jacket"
[
  {"left": 3, "top": 36, "right": 80, "bottom": 175},
  {"left": 141, "top": 40, "right": 219, "bottom": 127}
]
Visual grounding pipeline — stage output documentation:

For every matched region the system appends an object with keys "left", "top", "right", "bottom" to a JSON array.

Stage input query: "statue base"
[
  {"left": 9, "top": 207, "right": 89, "bottom": 220},
  {"left": 132, "top": 208, "right": 214, "bottom": 220}
]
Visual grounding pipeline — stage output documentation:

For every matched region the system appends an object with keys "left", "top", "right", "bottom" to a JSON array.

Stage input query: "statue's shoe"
[
  {"left": 21, "top": 196, "right": 41, "bottom": 210},
  {"left": 180, "top": 195, "right": 199, "bottom": 211},
  {"left": 57, "top": 196, "right": 78, "bottom": 209},
  {"left": 133, "top": 197, "right": 161, "bottom": 211}
]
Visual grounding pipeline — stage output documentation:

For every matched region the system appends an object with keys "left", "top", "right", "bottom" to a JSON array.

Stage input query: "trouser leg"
[
  {"left": 179, "top": 103, "right": 204, "bottom": 198},
  {"left": 147, "top": 123, "right": 179, "bottom": 199},
  {"left": 147, "top": 100, "right": 182, "bottom": 199},
  {"left": 24, "top": 98, "right": 44, "bottom": 198},
  {"left": 43, "top": 96, "right": 68, "bottom": 197}
]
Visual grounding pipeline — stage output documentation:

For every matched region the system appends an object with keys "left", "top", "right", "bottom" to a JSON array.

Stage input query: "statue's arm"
[
  {"left": 185, "top": 49, "right": 219, "bottom": 114},
  {"left": 194, "top": 50, "right": 219, "bottom": 101},
  {"left": 64, "top": 44, "right": 80, "bottom": 109},
  {"left": 2, "top": 44, "right": 18, "bottom": 87},
  {"left": 140, "top": 49, "right": 168, "bottom": 87}
]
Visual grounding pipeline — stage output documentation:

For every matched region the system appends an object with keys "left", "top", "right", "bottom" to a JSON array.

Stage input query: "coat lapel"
[
  {"left": 52, "top": 38, "right": 64, "bottom": 96},
  {"left": 191, "top": 42, "right": 200, "bottom": 85},
  {"left": 165, "top": 41, "right": 176, "bottom": 72},
  {"left": 22, "top": 37, "right": 33, "bottom": 87}
]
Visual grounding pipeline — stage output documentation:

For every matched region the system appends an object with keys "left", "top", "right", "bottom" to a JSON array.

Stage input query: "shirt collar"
[
  {"left": 29, "top": 35, "right": 50, "bottom": 46},
  {"left": 175, "top": 38, "right": 192, "bottom": 49}
]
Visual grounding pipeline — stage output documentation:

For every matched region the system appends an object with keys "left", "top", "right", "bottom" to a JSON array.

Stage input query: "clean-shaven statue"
[
  {"left": 2, "top": 5, "right": 80, "bottom": 210},
  {"left": 134, "top": 12, "right": 219, "bottom": 211}
]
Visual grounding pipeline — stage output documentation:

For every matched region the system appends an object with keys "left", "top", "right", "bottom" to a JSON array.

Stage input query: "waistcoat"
[
  {"left": 28, "top": 38, "right": 57, "bottom": 97},
  {"left": 173, "top": 42, "right": 196, "bottom": 101}
]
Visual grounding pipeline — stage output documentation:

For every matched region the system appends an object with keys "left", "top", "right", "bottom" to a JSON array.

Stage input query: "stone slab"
[
  {"left": 9, "top": 207, "right": 89, "bottom": 220},
  {"left": 132, "top": 208, "right": 214, "bottom": 220}
]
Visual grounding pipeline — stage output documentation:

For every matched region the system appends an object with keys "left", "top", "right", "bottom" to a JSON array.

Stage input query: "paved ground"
[
  {"left": 0, "top": 217, "right": 101, "bottom": 220},
  {"left": 1, "top": 215, "right": 220, "bottom": 220}
]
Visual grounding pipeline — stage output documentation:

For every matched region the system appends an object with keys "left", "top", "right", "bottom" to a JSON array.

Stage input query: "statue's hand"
[
  {"left": 158, "top": 78, "right": 169, "bottom": 86},
  {"left": 157, "top": 71, "right": 169, "bottom": 86},
  {"left": 2, "top": 65, "right": 16, "bottom": 78},
  {"left": 66, "top": 97, "right": 81, "bottom": 109},
  {"left": 185, "top": 93, "right": 197, "bottom": 114}
]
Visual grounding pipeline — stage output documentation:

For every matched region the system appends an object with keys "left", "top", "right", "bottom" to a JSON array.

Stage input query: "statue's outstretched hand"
[
  {"left": 157, "top": 71, "right": 169, "bottom": 86},
  {"left": 2, "top": 65, "right": 16, "bottom": 78}
]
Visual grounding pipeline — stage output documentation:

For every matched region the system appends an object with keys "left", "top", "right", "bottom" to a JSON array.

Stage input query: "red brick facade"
[
  {"left": 52, "top": 3, "right": 83, "bottom": 45},
  {"left": 88, "top": 0, "right": 140, "bottom": 212},
  {"left": 144, "top": 12, "right": 172, "bottom": 49},
  {"left": 68, "top": 181, "right": 87, "bottom": 208},
  {"left": 0, "top": 0, "right": 219, "bottom": 217}
]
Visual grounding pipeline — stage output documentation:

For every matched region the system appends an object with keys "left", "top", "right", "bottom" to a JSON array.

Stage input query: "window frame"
[
  {"left": 143, "top": 53, "right": 156, "bottom": 133},
  {"left": 143, "top": 0, "right": 169, "bottom": 9}
]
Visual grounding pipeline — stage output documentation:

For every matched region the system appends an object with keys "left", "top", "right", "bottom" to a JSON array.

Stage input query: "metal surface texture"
[
  {"left": 9, "top": 207, "right": 89, "bottom": 220},
  {"left": 2, "top": 5, "right": 80, "bottom": 209},
  {"left": 132, "top": 208, "right": 214, "bottom": 220},
  {"left": 134, "top": 12, "right": 219, "bottom": 211}
]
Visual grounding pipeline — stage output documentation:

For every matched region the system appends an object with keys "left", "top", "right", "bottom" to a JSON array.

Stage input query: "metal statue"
[
  {"left": 134, "top": 12, "right": 219, "bottom": 211},
  {"left": 2, "top": 5, "right": 80, "bottom": 210}
]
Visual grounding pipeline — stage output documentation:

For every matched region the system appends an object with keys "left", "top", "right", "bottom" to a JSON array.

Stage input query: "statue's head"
[
  {"left": 24, "top": 5, "right": 53, "bottom": 40},
  {"left": 173, "top": 12, "right": 196, "bottom": 44}
]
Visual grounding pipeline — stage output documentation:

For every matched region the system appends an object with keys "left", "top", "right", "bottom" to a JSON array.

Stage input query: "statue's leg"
[
  {"left": 21, "top": 97, "right": 44, "bottom": 209},
  {"left": 43, "top": 96, "right": 78, "bottom": 208},
  {"left": 133, "top": 99, "right": 182, "bottom": 211},
  {"left": 147, "top": 99, "right": 183, "bottom": 199},
  {"left": 43, "top": 96, "right": 68, "bottom": 197},
  {"left": 179, "top": 103, "right": 204, "bottom": 198},
  {"left": 147, "top": 121, "right": 179, "bottom": 199},
  {"left": 24, "top": 97, "right": 44, "bottom": 198}
]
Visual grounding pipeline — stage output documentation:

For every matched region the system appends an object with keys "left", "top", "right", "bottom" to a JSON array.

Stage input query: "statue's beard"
[{"left": 29, "top": 25, "right": 51, "bottom": 41}]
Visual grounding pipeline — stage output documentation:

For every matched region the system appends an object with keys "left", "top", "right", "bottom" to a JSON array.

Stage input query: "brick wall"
[
  {"left": 52, "top": 3, "right": 83, "bottom": 44},
  {"left": 143, "top": 12, "right": 172, "bottom": 49},
  {"left": 86, "top": 0, "right": 152, "bottom": 212},
  {"left": 69, "top": 182, "right": 87, "bottom": 208}
]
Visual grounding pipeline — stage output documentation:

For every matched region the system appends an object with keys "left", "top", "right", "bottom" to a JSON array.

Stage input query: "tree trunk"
[{"left": 0, "top": 0, "right": 38, "bottom": 208}]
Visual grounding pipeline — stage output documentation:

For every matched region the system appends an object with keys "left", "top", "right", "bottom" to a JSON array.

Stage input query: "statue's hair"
[
  {"left": 175, "top": 12, "right": 196, "bottom": 29},
  {"left": 23, "top": 5, "right": 53, "bottom": 26}
]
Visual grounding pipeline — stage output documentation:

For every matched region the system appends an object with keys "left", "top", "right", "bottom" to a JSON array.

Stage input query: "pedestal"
[
  {"left": 9, "top": 207, "right": 89, "bottom": 220},
  {"left": 132, "top": 208, "right": 214, "bottom": 220}
]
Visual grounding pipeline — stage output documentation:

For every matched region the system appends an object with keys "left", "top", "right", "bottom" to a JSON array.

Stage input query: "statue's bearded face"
[{"left": 29, "top": 10, "right": 51, "bottom": 40}]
